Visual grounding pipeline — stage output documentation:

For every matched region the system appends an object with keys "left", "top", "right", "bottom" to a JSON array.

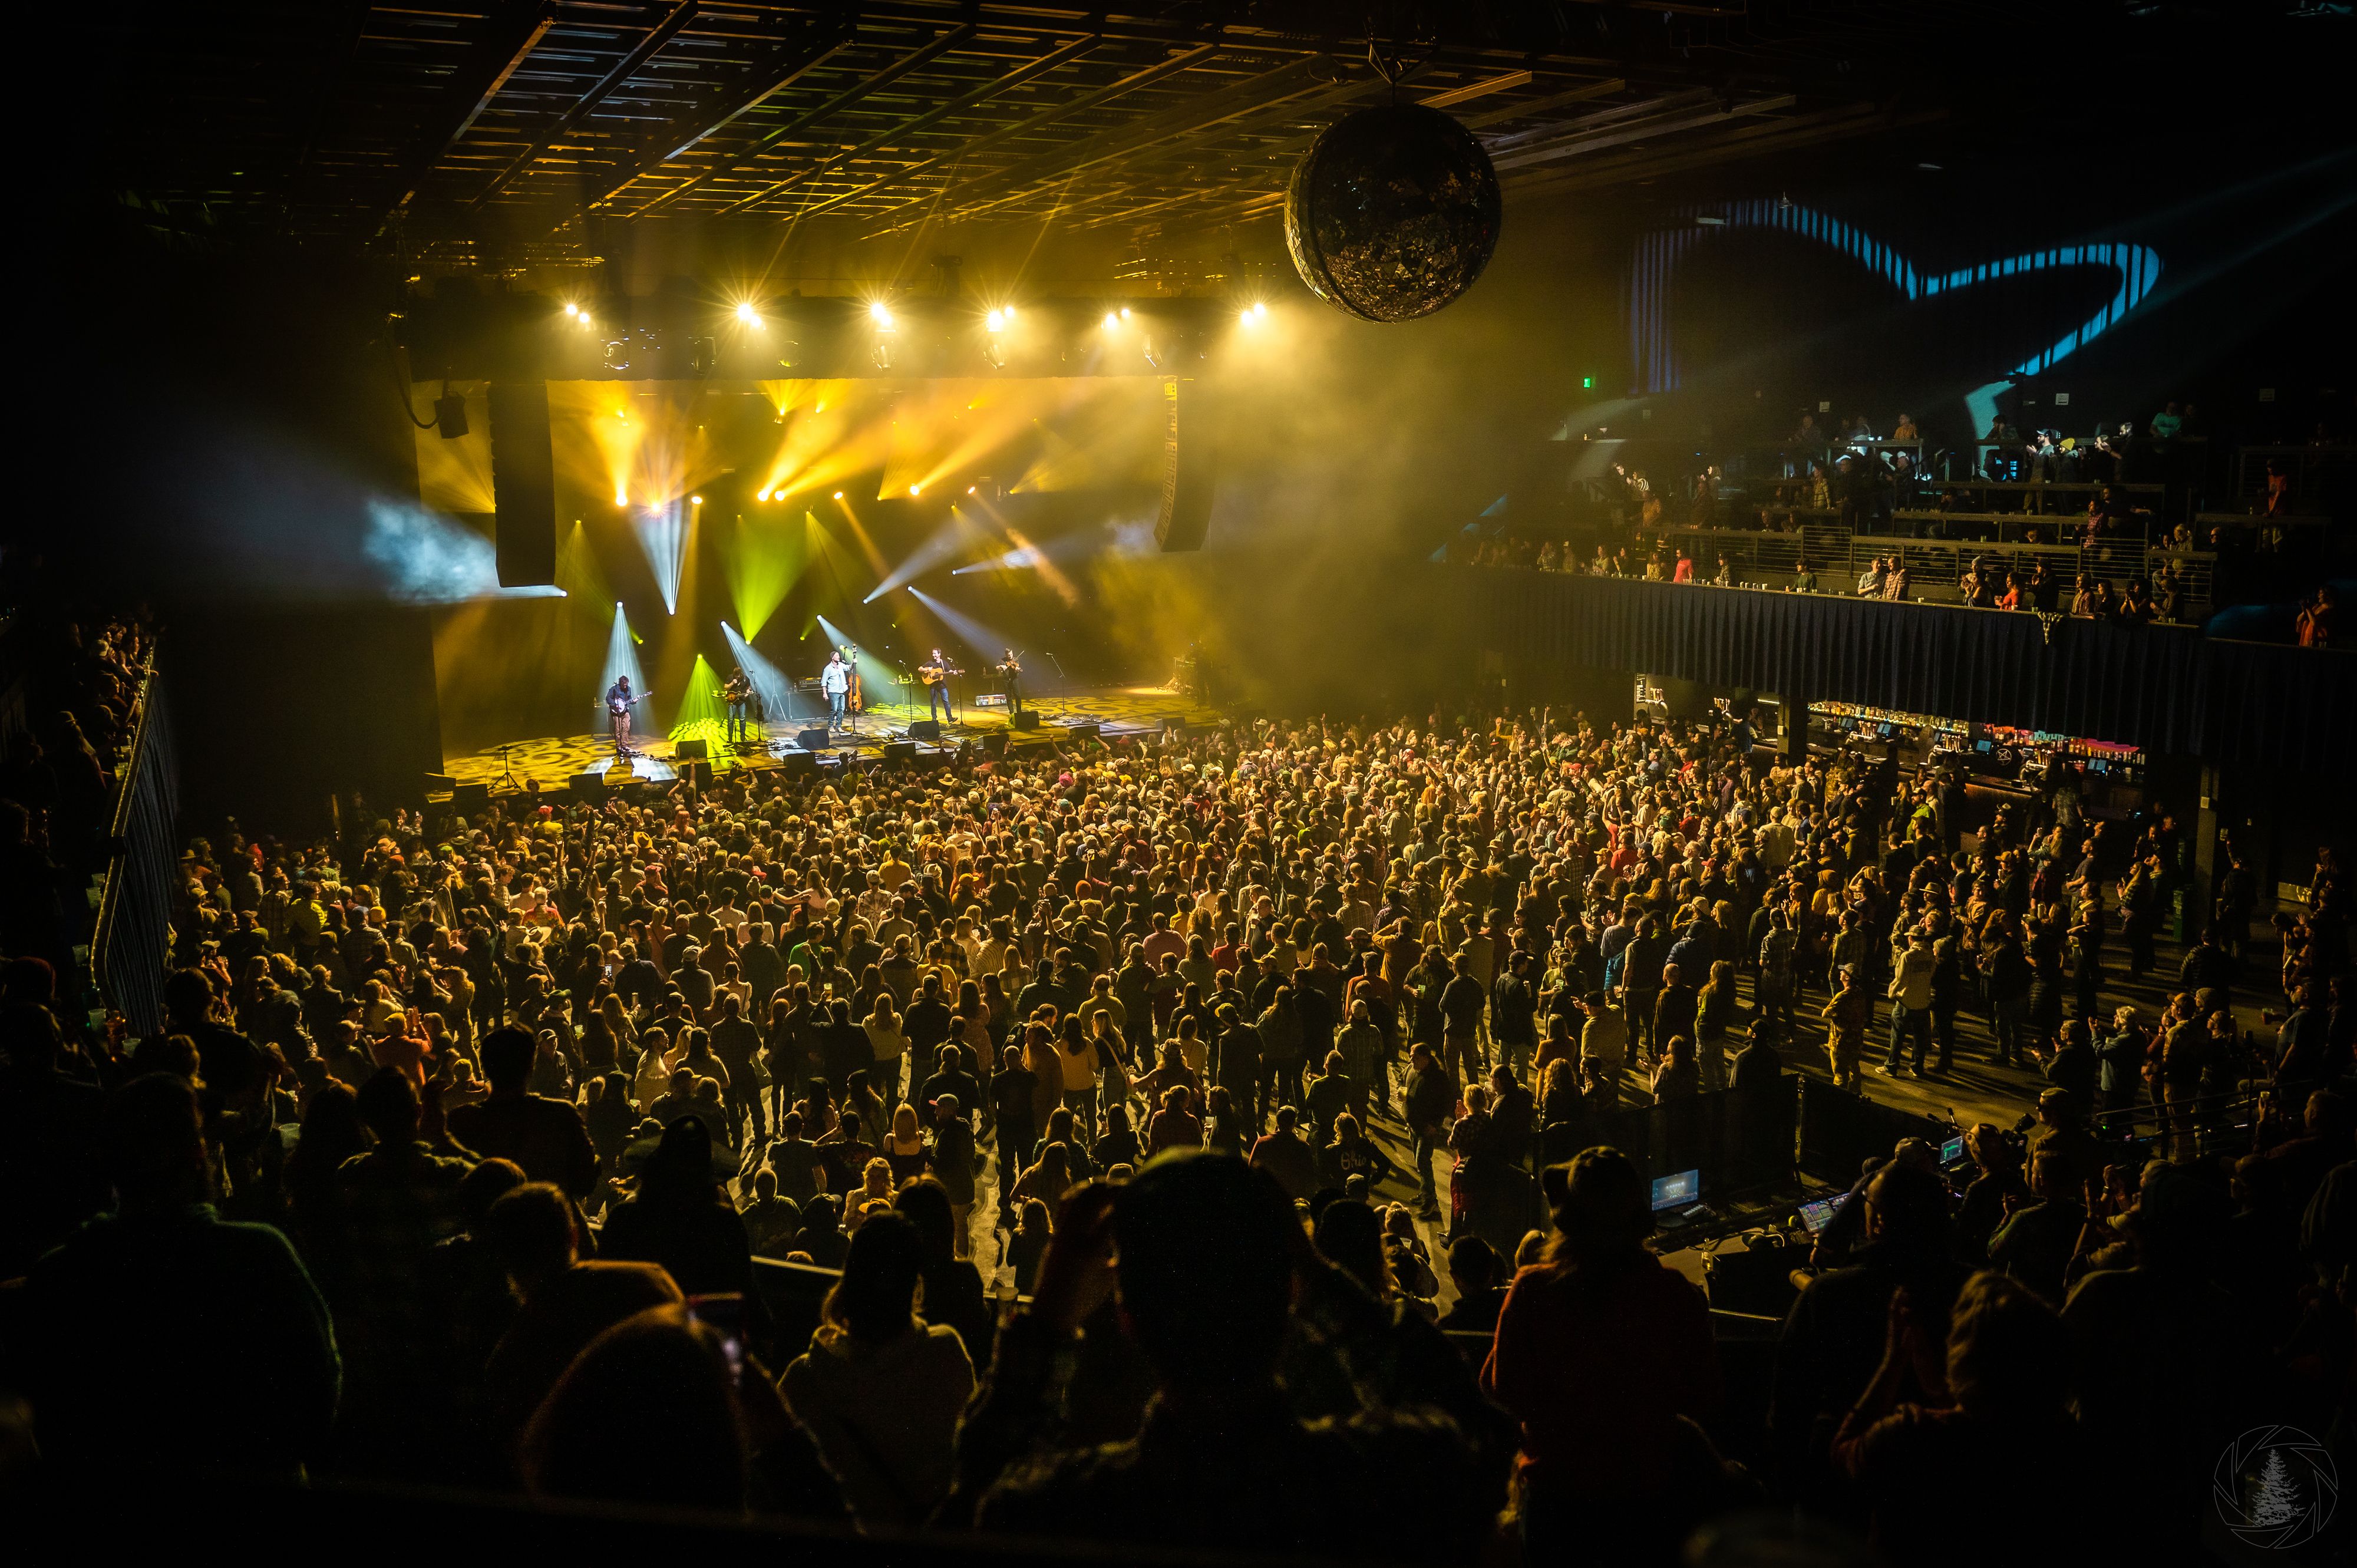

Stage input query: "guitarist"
[
  {"left": 724, "top": 667, "right": 756, "bottom": 742},
  {"left": 605, "top": 675, "right": 642, "bottom": 755},
  {"left": 920, "top": 646, "right": 961, "bottom": 724},
  {"left": 995, "top": 647, "right": 1023, "bottom": 715}
]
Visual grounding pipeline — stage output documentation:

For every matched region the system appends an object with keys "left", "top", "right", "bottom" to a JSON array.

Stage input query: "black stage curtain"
[{"left": 1474, "top": 572, "right": 2355, "bottom": 770}]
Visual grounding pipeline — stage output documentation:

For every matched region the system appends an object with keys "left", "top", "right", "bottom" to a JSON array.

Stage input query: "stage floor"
[{"left": 441, "top": 685, "right": 1219, "bottom": 793}]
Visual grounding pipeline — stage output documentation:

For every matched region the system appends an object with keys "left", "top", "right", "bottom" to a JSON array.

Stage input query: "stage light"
[
  {"left": 563, "top": 302, "right": 579, "bottom": 317},
  {"left": 1239, "top": 308, "right": 1256, "bottom": 326},
  {"left": 908, "top": 484, "right": 921, "bottom": 496},
  {"left": 614, "top": 487, "right": 628, "bottom": 506},
  {"left": 869, "top": 301, "right": 893, "bottom": 326},
  {"left": 1002, "top": 304, "right": 1016, "bottom": 319},
  {"left": 985, "top": 309, "right": 1005, "bottom": 331},
  {"left": 577, "top": 314, "right": 592, "bottom": 329},
  {"left": 1102, "top": 312, "right": 1119, "bottom": 331},
  {"left": 834, "top": 491, "right": 843, "bottom": 499},
  {"left": 966, "top": 486, "right": 976, "bottom": 494},
  {"left": 735, "top": 301, "right": 759, "bottom": 325},
  {"left": 1120, "top": 306, "right": 1131, "bottom": 319},
  {"left": 1253, "top": 301, "right": 1267, "bottom": 319},
  {"left": 757, "top": 488, "right": 771, "bottom": 501},
  {"left": 691, "top": 495, "right": 703, "bottom": 506}
]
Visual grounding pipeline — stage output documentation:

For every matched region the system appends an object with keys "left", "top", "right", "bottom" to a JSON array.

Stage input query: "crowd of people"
[
  {"left": 0, "top": 588, "right": 152, "bottom": 981},
  {"left": 2, "top": 697, "right": 2351, "bottom": 1563}
]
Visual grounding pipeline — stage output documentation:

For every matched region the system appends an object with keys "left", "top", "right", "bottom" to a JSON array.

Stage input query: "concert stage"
[{"left": 438, "top": 685, "right": 1219, "bottom": 795}]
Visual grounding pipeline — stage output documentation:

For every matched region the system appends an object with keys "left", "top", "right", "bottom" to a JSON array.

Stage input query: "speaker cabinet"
[
  {"left": 674, "top": 738, "right": 708, "bottom": 761},
  {"left": 882, "top": 740, "right": 917, "bottom": 762},
  {"left": 1154, "top": 376, "right": 1216, "bottom": 553},
  {"left": 488, "top": 382, "right": 557, "bottom": 587},
  {"left": 451, "top": 781, "right": 490, "bottom": 810},
  {"left": 907, "top": 719, "right": 942, "bottom": 742},
  {"left": 1011, "top": 710, "right": 1041, "bottom": 731},
  {"left": 570, "top": 771, "right": 606, "bottom": 796},
  {"left": 1065, "top": 722, "right": 1101, "bottom": 742},
  {"left": 982, "top": 732, "right": 1010, "bottom": 758},
  {"left": 797, "top": 728, "right": 831, "bottom": 751}
]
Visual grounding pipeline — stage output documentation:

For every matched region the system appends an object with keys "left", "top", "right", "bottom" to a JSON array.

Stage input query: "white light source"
[
  {"left": 985, "top": 308, "right": 1005, "bottom": 332},
  {"left": 563, "top": 302, "right": 579, "bottom": 317},
  {"left": 735, "top": 301, "right": 760, "bottom": 325},
  {"left": 1253, "top": 301, "right": 1268, "bottom": 318},
  {"left": 869, "top": 301, "right": 893, "bottom": 325},
  {"left": 691, "top": 495, "right": 703, "bottom": 506},
  {"left": 1119, "top": 306, "right": 1131, "bottom": 319},
  {"left": 1101, "top": 312, "right": 1119, "bottom": 331},
  {"left": 757, "top": 489, "right": 771, "bottom": 501}
]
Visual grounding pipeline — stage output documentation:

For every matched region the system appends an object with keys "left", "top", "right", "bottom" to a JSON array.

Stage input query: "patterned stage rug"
[{"left": 440, "top": 685, "right": 1220, "bottom": 795}]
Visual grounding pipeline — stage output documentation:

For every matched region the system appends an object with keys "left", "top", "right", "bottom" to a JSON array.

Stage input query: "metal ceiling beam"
[
  {"left": 471, "top": 0, "right": 702, "bottom": 208},
  {"left": 632, "top": 22, "right": 979, "bottom": 215},
  {"left": 569, "top": 23, "right": 856, "bottom": 216},
  {"left": 718, "top": 31, "right": 1103, "bottom": 217},
  {"left": 858, "top": 52, "right": 1338, "bottom": 237},
  {"left": 791, "top": 41, "right": 1219, "bottom": 226},
  {"left": 368, "top": 0, "right": 558, "bottom": 240},
  {"left": 1490, "top": 93, "right": 1795, "bottom": 171}
]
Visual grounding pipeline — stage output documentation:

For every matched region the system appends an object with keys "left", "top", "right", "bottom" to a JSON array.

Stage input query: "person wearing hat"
[
  {"left": 1883, "top": 929, "right": 1936, "bottom": 1077},
  {"left": 1822, "top": 963, "right": 1870, "bottom": 1093}
]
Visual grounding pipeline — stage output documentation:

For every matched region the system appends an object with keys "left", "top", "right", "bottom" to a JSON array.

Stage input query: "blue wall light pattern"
[{"left": 1627, "top": 198, "right": 2162, "bottom": 392}]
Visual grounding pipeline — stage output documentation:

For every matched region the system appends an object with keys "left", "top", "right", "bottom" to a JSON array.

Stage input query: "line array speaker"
[
  {"left": 488, "top": 382, "right": 557, "bottom": 587},
  {"left": 1154, "top": 375, "right": 1216, "bottom": 552}
]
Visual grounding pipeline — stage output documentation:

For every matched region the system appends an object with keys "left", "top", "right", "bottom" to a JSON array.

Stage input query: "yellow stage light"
[
  {"left": 691, "top": 495, "right": 704, "bottom": 505},
  {"left": 1003, "top": 304, "right": 1016, "bottom": 319},
  {"left": 834, "top": 491, "right": 844, "bottom": 499},
  {"left": 1120, "top": 306, "right": 1131, "bottom": 319},
  {"left": 985, "top": 309, "right": 1005, "bottom": 332},
  {"left": 614, "top": 488, "right": 628, "bottom": 506},
  {"left": 757, "top": 490, "right": 771, "bottom": 501},
  {"left": 735, "top": 302, "right": 758, "bottom": 325},
  {"left": 869, "top": 301, "right": 893, "bottom": 326},
  {"left": 578, "top": 315, "right": 592, "bottom": 328},
  {"left": 1101, "top": 312, "right": 1118, "bottom": 331},
  {"left": 1254, "top": 301, "right": 1269, "bottom": 318},
  {"left": 908, "top": 484, "right": 921, "bottom": 496},
  {"left": 563, "top": 302, "right": 579, "bottom": 317}
]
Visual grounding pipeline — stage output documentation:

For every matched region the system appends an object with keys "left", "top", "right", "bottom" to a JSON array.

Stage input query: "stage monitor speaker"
[
  {"left": 982, "top": 732, "right": 1010, "bottom": 758},
  {"left": 1065, "top": 722, "right": 1101, "bottom": 742},
  {"left": 570, "top": 771, "right": 606, "bottom": 795},
  {"left": 781, "top": 751, "right": 817, "bottom": 774},
  {"left": 1154, "top": 375, "right": 1216, "bottom": 553},
  {"left": 488, "top": 382, "right": 557, "bottom": 587},
  {"left": 678, "top": 761, "right": 711, "bottom": 788},
  {"left": 797, "top": 728, "right": 831, "bottom": 752},
  {"left": 882, "top": 740, "right": 917, "bottom": 762},
  {"left": 451, "top": 781, "right": 490, "bottom": 810},
  {"left": 1011, "top": 710, "right": 1041, "bottom": 731},
  {"left": 907, "top": 719, "right": 942, "bottom": 742},
  {"left": 422, "top": 772, "right": 456, "bottom": 794},
  {"left": 674, "top": 738, "right": 708, "bottom": 761}
]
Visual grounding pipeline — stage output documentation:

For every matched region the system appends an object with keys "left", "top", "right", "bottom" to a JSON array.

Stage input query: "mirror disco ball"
[{"left": 1283, "top": 102, "right": 1503, "bottom": 322}]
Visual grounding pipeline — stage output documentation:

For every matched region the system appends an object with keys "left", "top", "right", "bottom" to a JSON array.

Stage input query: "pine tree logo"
[{"left": 2216, "top": 1425, "right": 2339, "bottom": 1550}]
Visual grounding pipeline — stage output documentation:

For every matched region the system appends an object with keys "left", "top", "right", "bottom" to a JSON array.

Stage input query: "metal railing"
[{"left": 92, "top": 658, "right": 179, "bottom": 1035}]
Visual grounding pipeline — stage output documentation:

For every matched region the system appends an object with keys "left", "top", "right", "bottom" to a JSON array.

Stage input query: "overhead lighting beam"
[
  {"left": 471, "top": 0, "right": 702, "bottom": 208},
  {"left": 719, "top": 31, "right": 1104, "bottom": 218},
  {"left": 634, "top": 23, "right": 979, "bottom": 216}
]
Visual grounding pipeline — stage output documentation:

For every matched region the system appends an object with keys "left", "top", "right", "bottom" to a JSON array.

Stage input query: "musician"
[
  {"left": 922, "top": 646, "right": 958, "bottom": 724},
  {"left": 605, "top": 675, "right": 638, "bottom": 755},
  {"left": 724, "top": 667, "right": 756, "bottom": 742},
  {"left": 821, "top": 651, "right": 850, "bottom": 728},
  {"left": 996, "top": 647, "right": 1024, "bottom": 714}
]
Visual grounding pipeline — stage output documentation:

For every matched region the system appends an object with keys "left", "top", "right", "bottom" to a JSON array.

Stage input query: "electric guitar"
[{"left": 607, "top": 692, "right": 646, "bottom": 718}]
